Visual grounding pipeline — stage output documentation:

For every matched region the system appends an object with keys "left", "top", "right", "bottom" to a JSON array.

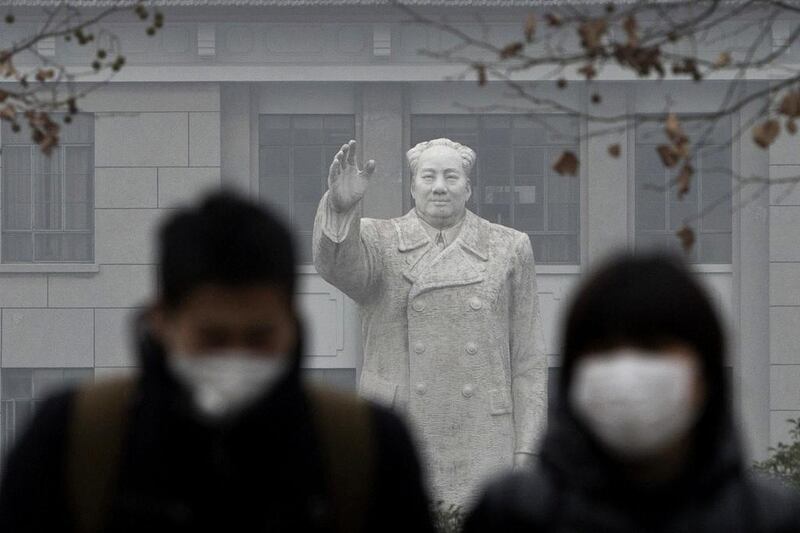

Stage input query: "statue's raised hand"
[{"left": 328, "top": 139, "right": 376, "bottom": 213}]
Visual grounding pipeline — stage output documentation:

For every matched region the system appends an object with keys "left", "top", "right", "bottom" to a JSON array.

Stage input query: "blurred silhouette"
[
  {"left": 0, "top": 190, "right": 435, "bottom": 533},
  {"left": 464, "top": 252, "right": 800, "bottom": 533}
]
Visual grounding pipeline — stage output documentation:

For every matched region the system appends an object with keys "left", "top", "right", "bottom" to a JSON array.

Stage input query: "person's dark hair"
[
  {"left": 157, "top": 190, "right": 296, "bottom": 310},
  {"left": 560, "top": 252, "right": 727, "bottom": 416}
]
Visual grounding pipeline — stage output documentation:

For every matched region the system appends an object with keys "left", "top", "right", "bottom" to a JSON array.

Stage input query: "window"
[
  {"left": 1, "top": 114, "right": 94, "bottom": 263},
  {"left": 1, "top": 368, "right": 93, "bottom": 461},
  {"left": 303, "top": 368, "right": 356, "bottom": 392},
  {"left": 259, "top": 115, "right": 356, "bottom": 264},
  {"left": 411, "top": 115, "right": 581, "bottom": 264},
  {"left": 634, "top": 116, "right": 732, "bottom": 264}
]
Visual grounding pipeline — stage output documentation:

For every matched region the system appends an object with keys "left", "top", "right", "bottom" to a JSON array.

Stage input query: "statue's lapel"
[{"left": 404, "top": 210, "right": 489, "bottom": 300}]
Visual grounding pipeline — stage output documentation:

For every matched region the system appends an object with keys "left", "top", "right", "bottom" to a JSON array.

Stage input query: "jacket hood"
[{"left": 539, "top": 367, "right": 743, "bottom": 504}]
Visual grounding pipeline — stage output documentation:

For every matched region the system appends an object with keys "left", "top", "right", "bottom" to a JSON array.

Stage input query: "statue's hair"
[{"left": 406, "top": 138, "right": 476, "bottom": 177}]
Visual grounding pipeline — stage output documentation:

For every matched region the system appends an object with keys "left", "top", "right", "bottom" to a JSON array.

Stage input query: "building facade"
[{"left": 0, "top": 1, "right": 797, "bottom": 468}]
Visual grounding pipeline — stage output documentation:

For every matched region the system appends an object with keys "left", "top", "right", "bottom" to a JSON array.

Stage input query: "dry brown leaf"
[
  {"left": 787, "top": 119, "right": 797, "bottom": 135},
  {"left": 608, "top": 144, "right": 621, "bottom": 158},
  {"left": 779, "top": 91, "right": 800, "bottom": 118},
  {"left": 713, "top": 51, "right": 731, "bottom": 69},
  {"left": 657, "top": 145, "right": 680, "bottom": 168},
  {"left": 0, "top": 58, "right": 15, "bottom": 78},
  {"left": 592, "top": 93, "right": 602, "bottom": 104},
  {"left": 553, "top": 151, "right": 579, "bottom": 176},
  {"left": 500, "top": 42, "right": 524, "bottom": 60},
  {"left": 578, "top": 63, "right": 597, "bottom": 80},
  {"left": 545, "top": 13, "right": 562, "bottom": 27},
  {"left": 524, "top": 13, "right": 536, "bottom": 43},
  {"left": 35, "top": 68, "right": 54, "bottom": 82},
  {"left": 579, "top": 19, "right": 608, "bottom": 52},
  {"left": 665, "top": 113, "right": 688, "bottom": 146},
  {"left": 557, "top": 78, "right": 567, "bottom": 89},
  {"left": 674, "top": 142, "right": 690, "bottom": 159},
  {"left": 753, "top": 119, "right": 780, "bottom": 149},
  {"left": 0, "top": 104, "right": 15, "bottom": 121},
  {"left": 676, "top": 225, "right": 695, "bottom": 253},
  {"left": 676, "top": 163, "right": 694, "bottom": 200}
]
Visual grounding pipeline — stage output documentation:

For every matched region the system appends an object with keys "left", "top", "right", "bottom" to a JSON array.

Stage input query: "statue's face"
[{"left": 411, "top": 145, "right": 472, "bottom": 229}]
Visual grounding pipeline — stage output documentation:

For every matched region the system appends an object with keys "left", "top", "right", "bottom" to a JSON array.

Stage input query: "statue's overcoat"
[{"left": 313, "top": 192, "right": 547, "bottom": 505}]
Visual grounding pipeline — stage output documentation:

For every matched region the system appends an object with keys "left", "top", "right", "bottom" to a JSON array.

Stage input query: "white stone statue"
[{"left": 312, "top": 138, "right": 547, "bottom": 507}]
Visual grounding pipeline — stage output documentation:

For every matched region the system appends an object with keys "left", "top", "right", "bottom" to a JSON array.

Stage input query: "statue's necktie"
[{"left": 436, "top": 231, "right": 446, "bottom": 249}]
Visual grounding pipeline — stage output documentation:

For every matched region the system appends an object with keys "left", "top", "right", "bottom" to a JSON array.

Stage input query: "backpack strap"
[
  {"left": 307, "top": 385, "right": 376, "bottom": 533},
  {"left": 68, "top": 375, "right": 137, "bottom": 533},
  {"left": 67, "top": 378, "right": 374, "bottom": 533}
]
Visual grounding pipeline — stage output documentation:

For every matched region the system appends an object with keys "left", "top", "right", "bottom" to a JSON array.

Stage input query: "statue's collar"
[{"left": 395, "top": 209, "right": 488, "bottom": 261}]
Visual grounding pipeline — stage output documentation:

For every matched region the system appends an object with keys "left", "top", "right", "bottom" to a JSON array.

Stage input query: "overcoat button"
[
  {"left": 469, "top": 297, "right": 483, "bottom": 310},
  {"left": 465, "top": 342, "right": 478, "bottom": 355},
  {"left": 412, "top": 300, "right": 426, "bottom": 312},
  {"left": 416, "top": 382, "right": 427, "bottom": 395},
  {"left": 414, "top": 342, "right": 426, "bottom": 354},
  {"left": 462, "top": 384, "right": 474, "bottom": 398}
]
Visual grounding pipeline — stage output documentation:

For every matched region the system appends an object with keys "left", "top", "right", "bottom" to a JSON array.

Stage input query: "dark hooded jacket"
[
  {"left": 0, "top": 317, "right": 435, "bottom": 533},
  {"left": 464, "top": 369, "right": 800, "bottom": 533}
]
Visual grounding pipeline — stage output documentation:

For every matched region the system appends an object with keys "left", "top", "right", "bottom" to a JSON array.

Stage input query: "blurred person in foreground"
[
  {"left": 0, "top": 191, "right": 435, "bottom": 533},
  {"left": 464, "top": 253, "right": 800, "bottom": 532}
]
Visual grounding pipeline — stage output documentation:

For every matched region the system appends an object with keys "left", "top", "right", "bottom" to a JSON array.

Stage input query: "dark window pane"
[
  {"left": 258, "top": 115, "right": 355, "bottom": 264},
  {"left": 2, "top": 370, "right": 33, "bottom": 400},
  {"left": 296, "top": 233, "right": 313, "bottom": 264},
  {"left": 512, "top": 117, "right": 547, "bottom": 145},
  {"left": 34, "top": 233, "right": 92, "bottom": 262},
  {"left": 515, "top": 175, "right": 544, "bottom": 231},
  {"left": 4, "top": 197, "right": 31, "bottom": 230},
  {"left": 260, "top": 146, "right": 291, "bottom": 176},
  {"left": 259, "top": 115, "right": 292, "bottom": 145},
  {"left": 545, "top": 116, "right": 579, "bottom": 144},
  {"left": 514, "top": 147, "right": 544, "bottom": 175},
  {"left": 294, "top": 202, "right": 318, "bottom": 232},
  {"left": 699, "top": 233, "right": 732, "bottom": 264},
  {"left": 700, "top": 174, "right": 732, "bottom": 232},
  {"left": 60, "top": 114, "right": 94, "bottom": 144},
  {"left": 479, "top": 147, "right": 511, "bottom": 176},
  {"left": 303, "top": 368, "right": 357, "bottom": 392},
  {"left": 292, "top": 116, "right": 324, "bottom": 145},
  {"left": 635, "top": 115, "right": 731, "bottom": 263},
  {"left": 3, "top": 146, "right": 31, "bottom": 173},
  {"left": 2, "top": 232, "right": 33, "bottom": 262},
  {"left": 65, "top": 203, "right": 92, "bottom": 231},
  {"left": 445, "top": 115, "right": 479, "bottom": 130},
  {"left": 293, "top": 146, "right": 323, "bottom": 176}
]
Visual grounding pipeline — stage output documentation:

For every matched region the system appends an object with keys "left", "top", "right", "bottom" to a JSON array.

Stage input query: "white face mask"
[
  {"left": 569, "top": 349, "right": 702, "bottom": 460},
  {"left": 167, "top": 350, "right": 290, "bottom": 421}
]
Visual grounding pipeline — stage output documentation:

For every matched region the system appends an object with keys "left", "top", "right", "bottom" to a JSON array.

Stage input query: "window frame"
[
  {"left": 257, "top": 113, "right": 357, "bottom": 265},
  {"left": 630, "top": 113, "right": 735, "bottom": 266},
  {"left": 1, "top": 114, "right": 95, "bottom": 265},
  {"left": 0, "top": 367, "right": 94, "bottom": 462}
]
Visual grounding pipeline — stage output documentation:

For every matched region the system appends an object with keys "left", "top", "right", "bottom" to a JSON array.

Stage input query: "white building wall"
[
  {"left": 0, "top": 83, "right": 221, "bottom": 376},
  {"left": 768, "top": 147, "right": 800, "bottom": 448}
]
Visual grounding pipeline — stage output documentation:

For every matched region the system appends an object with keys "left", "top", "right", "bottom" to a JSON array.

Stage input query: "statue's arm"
[
  {"left": 312, "top": 139, "right": 381, "bottom": 303},
  {"left": 509, "top": 233, "right": 548, "bottom": 464},
  {"left": 312, "top": 190, "right": 381, "bottom": 303}
]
